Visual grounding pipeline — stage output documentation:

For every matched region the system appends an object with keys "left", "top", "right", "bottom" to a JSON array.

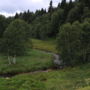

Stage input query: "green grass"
[
  {"left": 78, "top": 86, "right": 90, "bottom": 90},
  {"left": 0, "top": 49, "right": 53, "bottom": 74},
  {"left": 32, "top": 39, "right": 57, "bottom": 53},
  {"left": 0, "top": 39, "right": 90, "bottom": 90},
  {"left": 0, "top": 63, "right": 90, "bottom": 90}
]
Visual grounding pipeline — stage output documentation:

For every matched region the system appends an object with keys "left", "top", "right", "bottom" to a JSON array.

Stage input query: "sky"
[{"left": 0, "top": 0, "right": 70, "bottom": 17}]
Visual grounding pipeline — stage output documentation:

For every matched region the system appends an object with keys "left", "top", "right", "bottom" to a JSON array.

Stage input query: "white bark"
[
  {"left": 8, "top": 56, "right": 11, "bottom": 65},
  {"left": 12, "top": 55, "right": 16, "bottom": 64}
]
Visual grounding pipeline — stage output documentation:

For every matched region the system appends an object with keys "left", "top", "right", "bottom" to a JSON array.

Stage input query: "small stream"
[
  {"left": 0, "top": 50, "right": 62, "bottom": 78},
  {"left": 41, "top": 50, "right": 62, "bottom": 66}
]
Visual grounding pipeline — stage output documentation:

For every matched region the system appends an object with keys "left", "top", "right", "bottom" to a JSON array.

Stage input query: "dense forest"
[{"left": 0, "top": 0, "right": 90, "bottom": 66}]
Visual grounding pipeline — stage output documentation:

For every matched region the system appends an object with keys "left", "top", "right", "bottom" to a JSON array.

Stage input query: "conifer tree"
[
  {"left": 48, "top": 0, "right": 54, "bottom": 20},
  {"left": 60, "top": 0, "right": 67, "bottom": 9}
]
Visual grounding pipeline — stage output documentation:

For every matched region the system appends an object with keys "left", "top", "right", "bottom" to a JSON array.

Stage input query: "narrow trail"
[{"left": 0, "top": 50, "right": 62, "bottom": 78}]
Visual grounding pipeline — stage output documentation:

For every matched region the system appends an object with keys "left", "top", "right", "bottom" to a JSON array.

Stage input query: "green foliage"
[
  {"left": 57, "top": 20, "right": 90, "bottom": 66},
  {"left": 82, "top": 7, "right": 90, "bottom": 20},
  {"left": 0, "top": 15, "right": 6, "bottom": 38},
  {"left": 67, "top": 3, "right": 83, "bottom": 23},
  {"left": 35, "top": 9, "right": 46, "bottom": 17},
  {"left": 68, "top": 0, "right": 74, "bottom": 10},
  {"left": 50, "top": 9, "right": 64, "bottom": 37},
  {"left": 30, "top": 14, "right": 51, "bottom": 40},
  {"left": 79, "top": 0, "right": 90, "bottom": 8},
  {"left": 57, "top": 22, "right": 81, "bottom": 65},
  {"left": 1, "top": 19, "right": 31, "bottom": 56},
  {"left": 11, "top": 0, "right": 90, "bottom": 39},
  {"left": 80, "top": 20, "right": 90, "bottom": 63},
  {"left": 60, "top": 0, "right": 67, "bottom": 9},
  {"left": 48, "top": 0, "right": 53, "bottom": 13}
]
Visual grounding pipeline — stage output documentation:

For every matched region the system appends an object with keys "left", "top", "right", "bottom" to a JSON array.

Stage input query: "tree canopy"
[{"left": 0, "top": 19, "right": 32, "bottom": 64}]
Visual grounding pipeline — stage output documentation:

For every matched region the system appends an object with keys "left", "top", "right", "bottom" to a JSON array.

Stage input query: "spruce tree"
[
  {"left": 60, "top": 0, "right": 67, "bottom": 9},
  {"left": 48, "top": 0, "right": 54, "bottom": 20}
]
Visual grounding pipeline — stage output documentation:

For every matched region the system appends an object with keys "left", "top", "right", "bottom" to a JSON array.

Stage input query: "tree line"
[{"left": 13, "top": 0, "right": 90, "bottom": 39}]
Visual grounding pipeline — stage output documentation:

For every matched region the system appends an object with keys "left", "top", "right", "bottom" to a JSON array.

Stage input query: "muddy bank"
[{"left": 0, "top": 68, "right": 58, "bottom": 78}]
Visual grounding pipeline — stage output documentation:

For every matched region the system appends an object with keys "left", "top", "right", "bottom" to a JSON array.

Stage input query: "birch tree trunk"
[
  {"left": 12, "top": 55, "right": 16, "bottom": 64},
  {"left": 8, "top": 56, "right": 11, "bottom": 65}
]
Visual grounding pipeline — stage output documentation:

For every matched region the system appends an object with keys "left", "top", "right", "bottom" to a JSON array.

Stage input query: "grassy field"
[
  {"left": 0, "top": 49, "right": 53, "bottom": 74},
  {"left": 0, "top": 63, "right": 90, "bottom": 90},
  {"left": 0, "top": 39, "right": 90, "bottom": 90},
  {"left": 32, "top": 39, "right": 57, "bottom": 53}
]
